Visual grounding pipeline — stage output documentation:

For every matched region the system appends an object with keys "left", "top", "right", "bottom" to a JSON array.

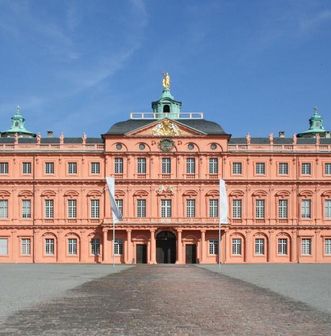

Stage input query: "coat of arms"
[{"left": 152, "top": 119, "right": 181, "bottom": 136}]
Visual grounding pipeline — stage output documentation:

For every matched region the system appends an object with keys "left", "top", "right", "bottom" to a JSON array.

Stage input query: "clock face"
[{"left": 159, "top": 139, "right": 174, "bottom": 152}]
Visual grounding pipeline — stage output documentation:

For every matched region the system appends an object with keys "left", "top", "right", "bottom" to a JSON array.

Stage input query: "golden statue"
[
  {"left": 162, "top": 72, "right": 170, "bottom": 90},
  {"left": 152, "top": 119, "right": 181, "bottom": 136}
]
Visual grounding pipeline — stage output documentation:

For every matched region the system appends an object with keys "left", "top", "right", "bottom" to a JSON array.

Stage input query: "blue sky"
[{"left": 0, "top": 0, "right": 330, "bottom": 137}]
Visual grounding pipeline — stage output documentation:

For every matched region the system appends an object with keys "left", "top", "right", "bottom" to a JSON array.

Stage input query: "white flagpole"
[{"left": 219, "top": 179, "right": 228, "bottom": 269}]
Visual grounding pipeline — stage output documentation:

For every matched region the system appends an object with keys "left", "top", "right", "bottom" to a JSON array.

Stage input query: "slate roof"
[{"left": 105, "top": 119, "right": 229, "bottom": 136}]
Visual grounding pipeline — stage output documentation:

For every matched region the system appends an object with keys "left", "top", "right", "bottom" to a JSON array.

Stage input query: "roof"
[
  {"left": 105, "top": 119, "right": 228, "bottom": 136},
  {"left": 229, "top": 137, "right": 331, "bottom": 145}
]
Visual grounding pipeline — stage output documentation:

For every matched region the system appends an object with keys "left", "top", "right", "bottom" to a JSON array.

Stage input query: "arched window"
[{"left": 163, "top": 104, "right": 170, "bottom": 113}]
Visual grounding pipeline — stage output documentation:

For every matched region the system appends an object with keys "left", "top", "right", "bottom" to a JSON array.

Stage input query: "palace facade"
[{"left": 0, "top": 80, "right": 331, "bottom": 264}]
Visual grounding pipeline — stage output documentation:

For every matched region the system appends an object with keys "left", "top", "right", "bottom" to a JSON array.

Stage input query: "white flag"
[
  {"left": 106, "top": 177, "right": 123, "bottom": 221},
  {"left": 219, "top": 179, "right": 228, "bottom": 224}
]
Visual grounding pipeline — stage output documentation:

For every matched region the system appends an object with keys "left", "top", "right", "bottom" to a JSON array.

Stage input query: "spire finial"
[
  {"left": 162, "top": 72, "right": 170, "bottom": 90},
  {"left": 16, "top": 105, "right": 21, "bottom": 114}
]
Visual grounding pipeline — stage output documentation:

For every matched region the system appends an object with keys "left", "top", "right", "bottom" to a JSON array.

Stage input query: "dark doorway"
[
  {"left": 163, "top": 104, "right": 170, "bottom": 113},
  {"left": 185, "top": 244, "right": 197, "bottom": 264},
  {"left": 156, "top": 231, "right": 176, "bottom": 264},
  {"left": 136, "top": 244, "right": 147, "bottom": 264}
]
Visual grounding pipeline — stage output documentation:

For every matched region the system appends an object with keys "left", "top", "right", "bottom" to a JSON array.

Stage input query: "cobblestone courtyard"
[{"left": 1, "top": 265, "right": 331, "bottom": 335}]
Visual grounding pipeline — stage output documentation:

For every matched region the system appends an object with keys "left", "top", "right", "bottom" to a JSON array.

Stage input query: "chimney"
[
  {"left": 47, "top": 131, "right": 54, "bottom": 138},
  {"left": 279, "top": 131, "right": 285, "bottom": 138}
]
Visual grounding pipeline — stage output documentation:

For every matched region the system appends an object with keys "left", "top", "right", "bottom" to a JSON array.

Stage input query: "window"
[
  {"left": 232, "top": 162, "right": 242, "bottom": 175},
  {"left": 232, "top": 199, "right": 242, "bottom": 219},
  {"left": 137, "top": 199, "right": 146, "bottom": 218},
  {"left": 68, "top": 162, "right": 77, "bottom": 174},
  {"left": 301, "top": 238, "right": 312, "bottom": 255},
  {"left": 45, "top": 162, "right": 54, "bottom": 174},
  {"left": 45, "top": 199, "right": 54, "bottom": 218},
  {"left": 325, "top": 239, "right": 331, "bottom": 255},
  {"left": 91, "top": 238, "right": 100, "bottom": 256},
  {"left": 209, "top": 158, "right": 218, "bottom": 174},
  {"left": 68, "top": 238, "right": 77, "bottom": 255},
  {"left": 0, "top": 200, "right": 8, "bottom": 218},
  {"left": 0, "top": 238, "right": 8, "bottom": 256},
  {"left": 325, "top": 200, "right": 331, "bottom": 219},
  {"left": 301, "top": 199, "right": 311, "bottom": 218},
  {"left": 115, "top": 199, "right": 123, "bottom": 217},
  {"left": 67, "top": 199, "right": 77, "bottom": 218},
  {"left": 232, "top": 238, "right": 242, "bottom": 255},
  {"left": 279, "top": 162, "right": 288, "bottom": 175},
  {"left": 45, "top": 238, "right": 55, "bottom": 255},
  {"left": 161, "top": 199, "right": 171, "bottom": 218},
  {"left": 22, "top": 162, "right": 32, "bottom": 174},
  {"left": 256, "top": 162, "right": 265, "bottom": 175},
  {"left": 186, "top": 199, "right": 196, "bottom": 217},
  {"left": 114, "top": 158, "right": 123, "bottom": 174},
  {"left": 91, "top": 162, "right": 100, "bottom": 174},
  {"left": 90, "top": 199, "right": 100, "bottom": 218},
  {"left": 137, "top": 158, "right": 146, "bottom": 174},
  {"left": 114, "top": 239, "right": 123, "bottom": 255},
  {"left": 325, "top": 163, "right": 331, "bottom": 175},
  {"left": 162, "top": 158, "right": 171, "bottom": 174},
  {"left": 278, "top": 199, "right": 288, "bottom": 219},
  {"left": 21, "top": 238, "right": 31, "bottom": 255},
  {"left": 302, "top": 163, "right": 311, "bottom": 175},
  {"left": 256, "top": 199, "right": 265, "bottom": 219},
  {"left": 209, "top": 240, "right": 218, "bottom": 255},
  {"left": 278, "top": 238, "right": 288, "bottom": 255},
  {"left": 186, "top": 158, "right": 196, "bottom": 174},
  {"left": 255, "top": 238, "right": 265, "bottom": 255},
  {"left": 0, "top": 162, "right": 8, "bottom": 174},
  {"left": 22, "top": 199, "right": 31, "bottom": 218},
  {"left": 209, "top": 199, "right": 218, "bottom": 218}
]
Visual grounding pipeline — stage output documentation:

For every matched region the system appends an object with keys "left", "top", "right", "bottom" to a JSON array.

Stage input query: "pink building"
[{"left": 1, "top": 80, "right": 331, "bottom": 264}]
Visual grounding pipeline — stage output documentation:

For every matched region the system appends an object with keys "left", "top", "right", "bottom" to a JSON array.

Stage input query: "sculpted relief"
[{"left": 152, "top": 119, "right": 181, "bottom": 136}]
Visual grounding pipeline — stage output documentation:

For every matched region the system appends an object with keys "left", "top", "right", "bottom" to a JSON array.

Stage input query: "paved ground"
[
  {"left": 1, "top": 265, "right": 331, "bottom": 335},
  {"left": 0, "top": 264, "right": 130, "bottom": 323},
  {"left": 200, "top": 264, "right": 331, "bottom": 314}
]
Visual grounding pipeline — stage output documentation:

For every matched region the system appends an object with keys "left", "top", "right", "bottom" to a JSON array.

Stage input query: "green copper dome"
[
  {"left": 1, "top": 106, "right": 35, "bottom": 138},
  {"left": 297, "top": 107, "right": 329, "bottom": 138}
]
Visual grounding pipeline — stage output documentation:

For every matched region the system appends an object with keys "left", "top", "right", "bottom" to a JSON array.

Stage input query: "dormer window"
[{"left": 163, "top": 104, "right": 170, "bottom": 113}]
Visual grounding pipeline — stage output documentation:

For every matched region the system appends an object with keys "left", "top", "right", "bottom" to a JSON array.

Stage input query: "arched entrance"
[{"left": 156, "top": 231, "right": 176, "bottom": 264}]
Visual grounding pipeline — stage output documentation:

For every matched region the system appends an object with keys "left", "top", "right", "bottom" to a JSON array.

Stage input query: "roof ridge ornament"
[{"left": 162, "top": 72, "right": 170, "bottom": 90}]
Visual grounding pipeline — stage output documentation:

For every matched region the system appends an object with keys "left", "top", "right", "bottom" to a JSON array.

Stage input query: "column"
[
  {"left": 290, "top": 230, "right": 298, "bottom": 263},
  {"left": 268, "top": 230, "right": 275, "bottom": 263},
  {"left": 102, "top": 229, "right": 109, "bottom": 263},
  {"left": 150, "top": 229, "right": 156, "bottom": 264},
  {"left": 245, "top": 230, "right": 251, "bottom": 262},
  {"left": 200, "top": 230, "right": 206, "bottom": 264},
  {"left": 176, "top": 229, "right": 183, "bottom": 264},
  {"left": 126, "top": 229, "right": 132, "bottom": 264}
]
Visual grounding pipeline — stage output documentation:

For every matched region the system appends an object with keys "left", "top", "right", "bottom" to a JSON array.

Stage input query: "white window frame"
[
  {"left": 277, "top": 238, "right": 288, "bottom": 255},
  {"left": 232, "top": 238, "right": 242, "bottom": 255},
  {"left": 0, "top": 238, "right": 8, "bottom": 256},
  {"left": 302, "top": 163, "right": 311, "bottom": 175},
  {"left": 186, "top": 199, "right": 196, "bottom": 218},
  {"left": 0, "top": 162, "right": 9, "bottom": 174},
  {"left": 255, "top": 199, "right": 265, "bottom": 219},
  {"left": 22, "top": 199, "right": 31, "bottom": 219},
  {"left": 114, "top": 239, "right": 123, "bottom": 255},
  {"left": 209, "top": 158, "right": 218, "bottom": 174},
  {"left": 161, "top": 199, "right": 172, "bottom": 218},
  {"left": 68, "top": 238, "right": 77, "bottom": 255},
  {"left": 137, "top": 158, "right": 146, "bottom": 174},
  {"left": 45, "top": 162, "right": 54, "bottom": 174},
  {"left": 232, "top": 199, "right": 242, "bottom": 219},
  {"left": 91, "top": 162, "right": 100, "bottom": 174},
  {"left": 162, "top": 158, "right": 171, "bottom": 174},
  {"left": 186, "top": 158, "right": 196, "bottom": 174},
  {"left": 232, "top": 162, "right": 242, "bottom": 175},
  {"left": 45, "top": 238, "right": 55, "bottom": 256},
  {"left": 209, "top": 239, "right": 218, "bottom": 255},
  {"left": 114, "top": 158, "right": 123, "bottom": 174},
  {"left": 68, "top": 162, "right": 77, "bottom": 175},
  {"left": 209, "top": 199, "right": 218, "bottom": 218},
  {"left": 301, "top": 238, "right": 312, "bottom": 255},
  {"left": 301, "top": 199, "right": 311, "bottom": 219},
  {"left": 137, "top": 199, "right": 146, "bottom": 218},
  {"left": 278, "top": 199, "right": 288, "bottom": 219},
  {"left": 256, "top": 162, "right": 265, "bottom": 175},
  {"left": 21, "top": 238, "right": 31, "bottom": 256},
  {"left": 278, "top": 162, "right": 289, "bottom": 175},
  {"left": 45, "top": 199, "right": 54, "bottom": 218},
  {"left": 325, "top": 163, "right": 331, "bottom": 175},
  {"left": 255, "top": 238, "right": 265, "bottom": 255},
  {"left": 67, "top": 199, "right": 77, "bottom": 219},
  {"left": 115, "top": 199, "right": 123, "bottom": 217},
  {"left": 91, "top": 238, "right": 100, "bottom": 256},
  {"left": 324, "top": 199, "right": 331, "bottom": 219},
  {"left": 22, "top": 162, "right": 32, "bottom": 174},
  {"left": 0, "top": 200, "right": 8, "bottom": 218},
  {"left": 324, "top": 238, "right": 331, "bottom": 255},
  {"left": 90, "top": 199, "right": 100, "bottom": 218}
]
